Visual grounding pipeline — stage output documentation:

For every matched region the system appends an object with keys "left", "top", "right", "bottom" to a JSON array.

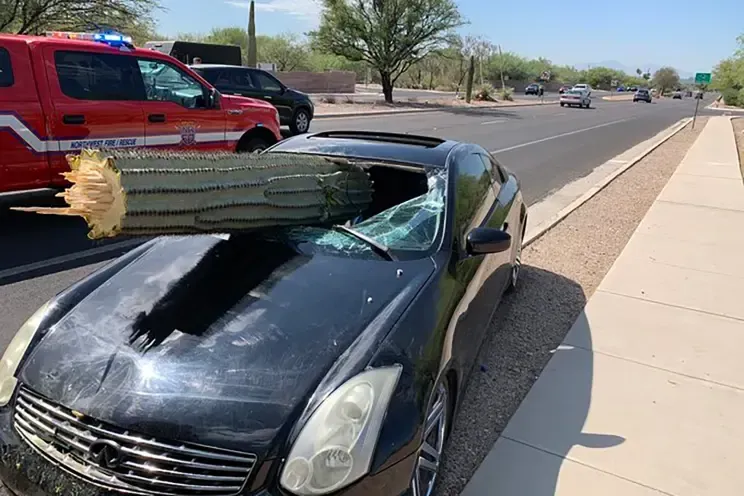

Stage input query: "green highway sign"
[{"left": 695, "top": 72, "right": 711, "bottom": 84}]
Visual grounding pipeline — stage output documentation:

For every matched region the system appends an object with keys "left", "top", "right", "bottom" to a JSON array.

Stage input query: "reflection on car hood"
[
  {"left": 221, "top": 93, "right": 275, "bottom": 111},
  {"left": 18, "top": 234, "right": 434, "bottom": 456}
]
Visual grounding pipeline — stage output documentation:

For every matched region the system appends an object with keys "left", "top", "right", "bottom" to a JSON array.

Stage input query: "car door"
[
  {"left": 45, "top": 47, "right": 146, "bottom": 179},
  {"left": 482, "top": 152, "right": 521, "bottom": 292},
  {"left": 250, "top": 70, "right": 294, "bottom": 122},
  {"left": 448, "top": 147, "right": 504, "bottom": 370},
  {"left": 136, "top": 57, "right": 226, "bottom": 151},
  {"left": 0, "top": 41, "right": 52, "bottom": 193}
]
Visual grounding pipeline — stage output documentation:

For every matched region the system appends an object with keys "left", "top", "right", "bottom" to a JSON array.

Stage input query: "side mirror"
[{"left": 466, "top": 227, "right": 512, "bottom": 255}]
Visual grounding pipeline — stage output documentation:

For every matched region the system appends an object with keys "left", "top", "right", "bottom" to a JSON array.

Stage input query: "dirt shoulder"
[
  {"left": 733, "top": 118, "right": 744, "bottom": 179},
  {"left": 434, "top": 118, "right": 708, "bottom": 496},
  {"left": 313, "top": 97, "right": 553, "bottom": 116}
]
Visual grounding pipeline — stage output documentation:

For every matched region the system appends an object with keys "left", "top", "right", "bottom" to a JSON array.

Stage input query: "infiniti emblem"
[{"left": 88, "top": 440, "right": 123, "bottom": 469}]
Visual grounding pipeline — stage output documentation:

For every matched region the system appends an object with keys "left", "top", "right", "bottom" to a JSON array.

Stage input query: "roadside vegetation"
[
  {"left": 1, "top": 0, "right": 688, "bottom": 103},
  {"left": 712, "top": 34, "right": 744, "bottom": 107}
]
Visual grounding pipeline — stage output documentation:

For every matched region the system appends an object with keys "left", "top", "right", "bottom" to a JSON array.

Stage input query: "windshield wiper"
[{"left": 331, "top": 224, "right": 395, "bottom": 261}]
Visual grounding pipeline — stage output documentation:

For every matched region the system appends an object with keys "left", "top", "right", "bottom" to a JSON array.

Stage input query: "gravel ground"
[
  {"left": 434, "top": 117, "right": 708, "bottom": 496},
  {"left": 732, "top": 117, "right": 744, "bottom": 178}
]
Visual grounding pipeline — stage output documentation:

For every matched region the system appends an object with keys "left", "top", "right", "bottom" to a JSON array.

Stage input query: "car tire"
[
  {"left": 410, "top": 378, "right": 452, "bottom": 496},
  {"left": 289, "top": 108, "right": 311, "bottom": 135},
  {"left": 237, "top": 137, "right": 269, "bottom": 154},
  {"left": 560, "top": 102, "right": 565, "bottom": 107}
]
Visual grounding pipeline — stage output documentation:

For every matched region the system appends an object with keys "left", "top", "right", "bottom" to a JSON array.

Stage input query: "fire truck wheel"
[{"left": 237, "top": 137, "right": 269, "bottom": 154}]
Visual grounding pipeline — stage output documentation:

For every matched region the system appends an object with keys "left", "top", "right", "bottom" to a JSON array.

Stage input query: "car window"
[
  {"left": 474, "top": 153, "right": 503, "bottom": 187},
  {"left": 455, "top": 153, "right": 496, "bottom": 239},
  {"left": 232, "top": 69, "right": 257, "bottom": 91},
  {"left": 0, "top": 47, "right": 13, "bottom": 87},
  {"left": 55, "top": 50, "right": 145, "bottom": 100},
  {"left": 252, "top": 71, "right": 283, "bottom": 92},
  {"left": 275, "top": 170, "right": 447, "bottom": 257},
  {"left": 137, "top": 59, "right": 206, "bottom": 108}
]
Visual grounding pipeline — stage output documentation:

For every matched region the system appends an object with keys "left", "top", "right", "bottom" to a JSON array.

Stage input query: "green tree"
[
  {"left": 247, "top": 0, "right": 257, "bottom": 67},
  {"left": 652, "top": 66, "right": 680, "bottom": 95},
  {"left": 0, "top": 0, "right": 160, "bottom": 35},
  {"left": 711, "top": 34, "right": 744, "bottom": 107},
  {"left": 312, "top": 0, "right": 464, "bottom": 103},
  {"left": 257, "top": 34, "right": 308, "bottom": 71}
]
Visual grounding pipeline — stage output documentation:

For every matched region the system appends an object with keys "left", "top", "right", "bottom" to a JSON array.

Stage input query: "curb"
[
  {"left": 523, "top": 116, "right": 693, "bottom": 247},
  {"left": 314, "top": 101, "right": 558, "bottom": 119}
]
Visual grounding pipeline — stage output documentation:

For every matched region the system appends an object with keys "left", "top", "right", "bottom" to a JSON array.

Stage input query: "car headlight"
[
  {"left": 0, "top": 301, "right": 53, "bottom": 406},
  {"left": 279, "top": 365, "right": 402, "bottom": 495}
]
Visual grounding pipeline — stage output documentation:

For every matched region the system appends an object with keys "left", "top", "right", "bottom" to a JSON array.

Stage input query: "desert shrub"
[
  {"left": 498, "top": 86, "right": 514, "bottom": 101},
  {"left": 475, "top": 83, "right": 496, "bottom": 101},
  {"left": 721, "top": 88, "right": 740, "bottom": 107}
]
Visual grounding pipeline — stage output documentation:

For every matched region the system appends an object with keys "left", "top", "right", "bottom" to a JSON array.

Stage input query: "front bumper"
[{"left": 0, "top": 404, "right": 417, "bottom": 496}]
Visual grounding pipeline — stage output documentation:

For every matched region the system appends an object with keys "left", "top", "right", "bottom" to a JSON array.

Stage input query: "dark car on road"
[
  {"left": 0, "top": 131, "right": 526, "bottom": 496},
  {"left": 192, "top": 64, "right": 315, "bottom": 135},
  {"left": 525, "top": 83, "right": 540, "bottom": 95},
  {"left": 633, "top": 88, "right": 652, "bottom": 103}
]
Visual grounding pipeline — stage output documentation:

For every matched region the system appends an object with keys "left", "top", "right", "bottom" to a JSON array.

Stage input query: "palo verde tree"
[
  {"left": 312, "top": 0, "right": 464, "bottom": 103},
  {"left": 0, "top": 0, "right": 159, "bottom": 36},
  {"left": 652, "top": 66, "right": 680, "bottom": 95}
]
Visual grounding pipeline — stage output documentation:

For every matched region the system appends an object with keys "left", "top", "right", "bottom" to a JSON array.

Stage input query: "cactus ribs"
[{"left": 14, "top": 149, "right": 375, "bottom": 240}]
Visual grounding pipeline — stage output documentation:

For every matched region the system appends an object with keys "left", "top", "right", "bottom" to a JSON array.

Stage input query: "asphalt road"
[{"left": 0, "top": 96, "right": 718, "bottom": 337}]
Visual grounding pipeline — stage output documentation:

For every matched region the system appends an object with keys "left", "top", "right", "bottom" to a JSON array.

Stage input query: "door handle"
[
  {"left": 265, "top": 96, "right": 273, "bottom": 100},
  {"left": 148, "top": 114, "right": 166, "bottom": 123},
  {"left": 62, "top": 114, "right": 85, "bottom": 125}
]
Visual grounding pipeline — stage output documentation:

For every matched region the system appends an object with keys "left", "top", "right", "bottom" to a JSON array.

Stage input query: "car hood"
[
  {"left": 221, "top": 93, "right": 276, "bottom": 112},
  {"left": 18, "top": 234, "right": 434, "bottom": 457}
]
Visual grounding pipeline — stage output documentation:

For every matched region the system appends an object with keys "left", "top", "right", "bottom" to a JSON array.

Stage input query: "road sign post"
[{"left": 691, "top": 73, "right": 710, "bottom": 130}]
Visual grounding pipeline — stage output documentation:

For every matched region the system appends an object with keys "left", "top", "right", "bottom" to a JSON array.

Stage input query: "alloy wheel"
[
  {"left": 412, "top": 382, "right": 448, "bottom": 496},
  {"left": 295, "top": 111, "right": 309, "bottom": 133}
]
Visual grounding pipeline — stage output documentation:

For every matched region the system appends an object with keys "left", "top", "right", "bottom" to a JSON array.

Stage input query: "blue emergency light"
[{"left": 45, "top": 30, "right": 134, "bottom": 49}]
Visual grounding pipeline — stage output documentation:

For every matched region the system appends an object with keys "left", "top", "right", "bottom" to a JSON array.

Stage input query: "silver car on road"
[{"left": 560, "top": 89, "right": 591, "bottom": 108}]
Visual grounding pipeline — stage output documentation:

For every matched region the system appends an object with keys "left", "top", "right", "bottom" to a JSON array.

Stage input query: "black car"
[
  {"left": 525, "top": 83, "right": 540, "bottom": 95},
  {"left": 192, "top": 64, "right": 315, "bottom": 135},
  {"left": 633, "top": 88, "right": 652, "bottom": 103},
  {"left": 0, "top": 131, "right": 526, "bottom": 496}
]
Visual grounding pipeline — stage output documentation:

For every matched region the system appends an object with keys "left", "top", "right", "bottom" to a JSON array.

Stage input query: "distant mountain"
[{"left": 575, "top": 60, "right": 694, "bottom": 79}]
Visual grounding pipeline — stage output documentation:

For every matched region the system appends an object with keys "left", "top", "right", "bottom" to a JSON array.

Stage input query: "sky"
[{"left": 154, "top": 0, "right": 741, "bottom": 75}]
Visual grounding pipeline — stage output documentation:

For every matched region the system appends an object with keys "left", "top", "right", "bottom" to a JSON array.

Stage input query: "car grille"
[{"left": 13, "top": 386, "right": 257, "bottom": 495}]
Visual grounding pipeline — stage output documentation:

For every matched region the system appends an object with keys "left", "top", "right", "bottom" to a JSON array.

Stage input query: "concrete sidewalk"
[{"left": 461, "top": 116, "right": 744, "bottom": 496}]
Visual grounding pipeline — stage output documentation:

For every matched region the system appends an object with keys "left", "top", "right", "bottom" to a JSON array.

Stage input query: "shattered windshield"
[{"left": 278, "top": 169, "right": 446, "bottom": 259}]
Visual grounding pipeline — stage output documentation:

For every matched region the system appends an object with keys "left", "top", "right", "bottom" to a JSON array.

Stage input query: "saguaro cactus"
[
  {"left": 465, "top": 55, "right": 475, "bottom": 103},
  {"left": 247, "top": 0, "right": 257, "bottom": 68},
  {"left": 15, "top": 149, "right": 374, "bottom": 239}
]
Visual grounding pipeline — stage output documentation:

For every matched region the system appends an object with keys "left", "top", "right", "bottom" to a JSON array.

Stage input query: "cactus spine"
[{"left": 14, "top": 149, "right": 374, "bottom": 239}]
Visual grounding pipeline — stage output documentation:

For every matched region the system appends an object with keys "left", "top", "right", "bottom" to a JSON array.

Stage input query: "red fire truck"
[{"left": 0, "top": 31, "right": 282, "bottom": 204}]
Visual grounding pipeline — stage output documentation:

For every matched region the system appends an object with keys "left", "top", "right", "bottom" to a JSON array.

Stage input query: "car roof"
[
  {"left": 267, "top": 131, "right": 462, "bottom": 168},
  {"left": 0, "top": 33, "right": 180, "bottom": 61},
  {"left": 191, "top": 64, "right": 251, "bottom": 70}
]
